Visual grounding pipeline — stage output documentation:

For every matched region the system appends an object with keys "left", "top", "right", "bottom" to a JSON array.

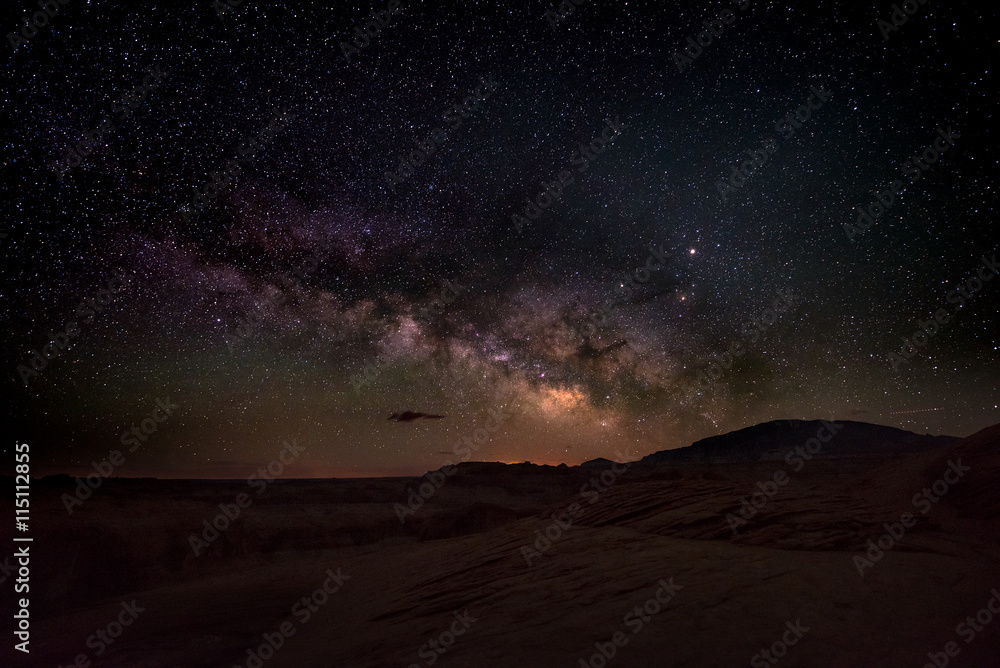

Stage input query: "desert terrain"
[{"left": 4, "top": 419, "right": 999, "bottom": 667}]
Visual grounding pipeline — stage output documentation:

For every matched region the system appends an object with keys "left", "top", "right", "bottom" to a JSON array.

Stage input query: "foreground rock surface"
[{"left": 5, "top": 423, "right": 999, "bottom": 667}]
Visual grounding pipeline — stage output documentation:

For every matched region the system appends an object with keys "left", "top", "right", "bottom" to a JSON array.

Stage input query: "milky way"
[{"left": 4, "top": 0, "right": 997, "bottom": 477}]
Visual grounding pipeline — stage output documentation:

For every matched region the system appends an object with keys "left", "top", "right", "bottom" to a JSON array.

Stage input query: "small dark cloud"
[{"left": 388, "top": 411, "right": 445, "bottom": 422}]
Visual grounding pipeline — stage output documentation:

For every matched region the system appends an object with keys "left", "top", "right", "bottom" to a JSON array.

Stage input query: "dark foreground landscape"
[{"left": 4, "top": 419, "right": 999, "bottom": 667}]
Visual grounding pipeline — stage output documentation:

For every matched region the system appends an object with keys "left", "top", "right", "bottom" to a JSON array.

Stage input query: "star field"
[{"left": 3, "top": 0, "right": 997, "bottom": 477}]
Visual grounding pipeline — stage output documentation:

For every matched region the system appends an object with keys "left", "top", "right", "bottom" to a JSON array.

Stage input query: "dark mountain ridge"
[{"left": 637, "top": 419, "right": 959, "bottom": 465}]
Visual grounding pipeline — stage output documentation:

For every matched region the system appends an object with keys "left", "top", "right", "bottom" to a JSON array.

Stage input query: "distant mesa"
[
  {"left": 637, "top": 419, "right": 959, "bottom": 465},
  {"left": 580, "top": 457, "right": 621, "bottom": 468},
  {"left": 388, "top": 411, "right": 445, "bottom": 422},
  {"left": 407, "top": 420, "right": 960, "bottom": 477}
]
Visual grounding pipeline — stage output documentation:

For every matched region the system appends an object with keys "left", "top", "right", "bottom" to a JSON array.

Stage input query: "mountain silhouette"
[{"left": 637, "top": 419, "right": 959, "bottom": 465}]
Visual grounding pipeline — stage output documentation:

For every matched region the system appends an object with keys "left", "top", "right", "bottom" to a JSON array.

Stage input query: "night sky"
[{"left": 3, "top": 0, "right": 997, "bottom": 478}]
